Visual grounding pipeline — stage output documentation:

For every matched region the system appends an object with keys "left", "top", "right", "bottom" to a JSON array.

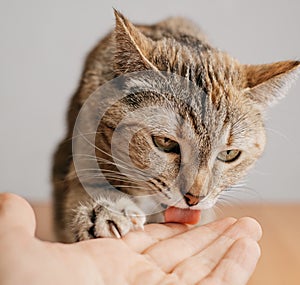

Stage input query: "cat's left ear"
[
  {"left": 113, "top": 9, "right": 157, "bottom": 74},
  {"left": 244, "top": 60, "right": 300, "bottom": 108}
]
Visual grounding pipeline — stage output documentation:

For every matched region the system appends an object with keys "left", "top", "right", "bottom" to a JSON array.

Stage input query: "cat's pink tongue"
[{"left": 164, "top": 207, "right": 201, "bottom": 225}]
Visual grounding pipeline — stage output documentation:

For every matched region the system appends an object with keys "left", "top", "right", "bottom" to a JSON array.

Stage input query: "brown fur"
[{"left": 52, "top": 10, "right": 300, "bottom": 242}]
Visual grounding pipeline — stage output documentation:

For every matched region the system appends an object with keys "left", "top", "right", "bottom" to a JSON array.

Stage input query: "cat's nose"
[{"left": 183, "top": 193, "right": 205, "bottom": 207}]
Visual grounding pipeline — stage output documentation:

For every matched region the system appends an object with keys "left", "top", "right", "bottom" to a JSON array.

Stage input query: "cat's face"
[
  {"left": 93, "top": 12, "right": 300, "bottom": 211},
  {"left": 99, "top": 72, "right": 266, "bottom": 210}
]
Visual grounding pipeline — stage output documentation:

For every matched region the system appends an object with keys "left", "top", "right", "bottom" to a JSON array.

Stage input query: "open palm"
[{"left": 0, "top": 194, "right": 261, "bottom": 285}]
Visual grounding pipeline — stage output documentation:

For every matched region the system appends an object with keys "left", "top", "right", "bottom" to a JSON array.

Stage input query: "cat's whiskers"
[
  {"left": 264, "top": 127, "right": 289, "bottom": 141},
  {"left": 73, "top": 151, "right": 138, "bottom": 170},
  {"left": 75, "top": 129, "right": 146, "bottom": 171},
  {"left": 74, "top": 154, "right": 136, "bottom": 172},
  {"left": 216, "top": 196, "right": 237, "bottom": 207},
  {"left": 212, "top": 203, "right": 224, "bottom": 217},
  {"left": 66, "top": 175, "right": 156, "bottom": 195},
  {"left": 75, "top": 168, "right": 147, "bottom": 181},
  {"left": 69, "top": 172, "right": 144, "bottom": 186},
  {"left": 68, "top": 164, "right": 159, "bottom": 196},
  {"left": 105, "top": 184, "right": 153, "bottom": 191},
  {"left": 73, "top": 134, "right": 152, "bottom": 180},
  {"left": 67, "top": 166, "right": 139, "bottom": 181},
  {"left": 66, "top": 173, "right": 136, "bottom": 185},
  {"left": 219, "top": 184, "right": 261, "bottom": 204},
  {"left": 72, "top": 147, "right": 162, "bottom": 196},
  {"left": 227, "top": 184, "right": 261, "bottom": 198}
]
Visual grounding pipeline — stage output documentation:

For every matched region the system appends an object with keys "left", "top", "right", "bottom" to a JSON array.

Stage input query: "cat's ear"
[
  {"left": 113, "top": 9, "right": 157, "bottom": 74},
  {"left": 244, "top": 60, "right": 300, "bottom": 108}
]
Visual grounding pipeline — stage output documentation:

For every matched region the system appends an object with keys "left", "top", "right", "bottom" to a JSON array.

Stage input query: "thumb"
[{"left": 0, "top": 193, "right": 36, "bottom": 237}]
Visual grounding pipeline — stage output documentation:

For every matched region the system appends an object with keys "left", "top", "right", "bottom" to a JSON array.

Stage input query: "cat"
[{"left": 52, "top": 9, "right": 300, "bottom": 242}]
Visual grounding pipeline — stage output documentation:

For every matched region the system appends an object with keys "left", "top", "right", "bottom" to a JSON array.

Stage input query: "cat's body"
[{"left": 52, "top": 10, "right": 299, "bottom": 242}]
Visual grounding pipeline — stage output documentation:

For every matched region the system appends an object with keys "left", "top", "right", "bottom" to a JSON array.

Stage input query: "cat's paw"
[{"left": 72, "top": 197, "right": 146, "bottom": 241}]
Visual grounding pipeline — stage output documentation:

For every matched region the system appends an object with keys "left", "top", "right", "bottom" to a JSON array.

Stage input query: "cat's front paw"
[{"left": 72, "top": 197, "right": 146, "bottom": 241}]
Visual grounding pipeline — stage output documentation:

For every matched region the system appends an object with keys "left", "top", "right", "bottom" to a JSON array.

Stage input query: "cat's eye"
[
  {"left": 217, "top": 149, "right": 241, "bottom": 163},
  {"left": 152, "top": 136, "right": 180, "bottom": 154}
]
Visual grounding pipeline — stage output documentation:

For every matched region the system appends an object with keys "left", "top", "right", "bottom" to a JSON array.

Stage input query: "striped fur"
[{"left": 52, "top": 10, "right": 300, "bottom": 242}]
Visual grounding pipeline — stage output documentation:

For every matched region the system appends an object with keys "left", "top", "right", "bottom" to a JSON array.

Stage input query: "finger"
[
  {"left": 144, "top": 217, "right": 237, "bottom": 272},
  {"left": 172, "top": 217, "right": 262, "bottom": 283},
  {"left": 123, "top": 223, "right": 190, "bottom": 253},
  {"left": 198, "top": 238, "right": 261, "bottom": 285},
  {"left": 0, "top": 193, "right": 36, "bottom": 237}
]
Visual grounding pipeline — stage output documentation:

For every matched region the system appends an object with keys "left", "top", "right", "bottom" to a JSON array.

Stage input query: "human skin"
[{"left": 0, "top": 193, "right": 261, "bottom": 285}]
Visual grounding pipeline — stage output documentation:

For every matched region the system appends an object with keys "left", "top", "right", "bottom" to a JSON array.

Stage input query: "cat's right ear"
[
  {"left": 244, "top": 60, "right": 300, "bottom": 108},
  {"left": 113, "top": 9, "right": 157, "bottom": 74}
]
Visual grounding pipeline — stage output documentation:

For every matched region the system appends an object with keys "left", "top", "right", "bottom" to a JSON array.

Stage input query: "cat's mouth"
[
  {"left": 163, "top": 196, "right": 217, "bottom": 211},
  {"left": 160, "top": 196, "right": 217, "bottom": 225}
]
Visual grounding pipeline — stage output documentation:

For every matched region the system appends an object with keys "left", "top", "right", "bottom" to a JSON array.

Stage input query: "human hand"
[{"left": 0, "top": 193, "right": 261, "bottom": 285}]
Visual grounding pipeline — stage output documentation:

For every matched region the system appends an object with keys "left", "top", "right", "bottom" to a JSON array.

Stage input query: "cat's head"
[{"left": 95, "top": 11, "right": 300, "bottom": 211}]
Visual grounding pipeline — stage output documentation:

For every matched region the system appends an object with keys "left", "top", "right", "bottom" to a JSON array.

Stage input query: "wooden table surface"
[{"left": 32, "top": 203, "right": 300, "bottom": 285}]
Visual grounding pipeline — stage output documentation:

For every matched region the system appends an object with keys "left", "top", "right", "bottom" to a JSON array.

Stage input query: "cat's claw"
[
  {"left": 107, "top": 220, "right": 122, "bottom": 239},
  {"left": 72, "top": 198, "right": 146, "bottom": 241}
]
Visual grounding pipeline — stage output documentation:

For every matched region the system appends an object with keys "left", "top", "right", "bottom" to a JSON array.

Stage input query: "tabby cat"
[{"left": 52, "top": 10, "right": 300, "bottom": 242}]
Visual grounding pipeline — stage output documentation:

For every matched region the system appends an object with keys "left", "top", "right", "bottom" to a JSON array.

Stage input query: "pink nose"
[{"left": 183, "top": 193, "right": 205, "bottom": 206}]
